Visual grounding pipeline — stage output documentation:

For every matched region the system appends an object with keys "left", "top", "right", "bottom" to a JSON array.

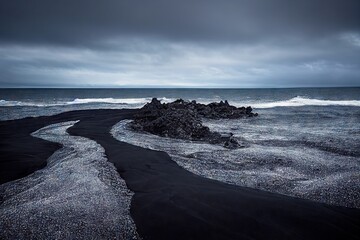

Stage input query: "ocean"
[
  {"left": 1, "top": 88, "right": 360, "bottom": 120},
  {"left": 1, "top": 87, "right": 360, "bottom": 207}
]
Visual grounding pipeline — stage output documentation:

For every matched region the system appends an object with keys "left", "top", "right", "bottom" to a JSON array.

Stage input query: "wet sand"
[
  {"left": 1, "top": 109, "right": 360, "bottom": 239},
  {"left": 1, "top": 121, "right": 138, "bottom": 239}
]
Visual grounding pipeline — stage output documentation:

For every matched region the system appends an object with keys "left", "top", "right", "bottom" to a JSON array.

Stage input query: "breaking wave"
[
  {"left": 68, "top": 97, "right": 146, "bottom": 104},
  {"left": 0, "top": 97, "right": 174, "bottom": 107},
  {"left": 1, "top": 96, "right": 360, "bottom": 109},
  {"left": 250, "top": 96, "right": 360, "bottom": 109}
]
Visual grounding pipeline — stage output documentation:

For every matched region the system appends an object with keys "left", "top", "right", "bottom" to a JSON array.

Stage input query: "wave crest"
[
  {"left": 0, "top": 97, "right": 174, "bottom": 107},
  {"left": 1, "top": 96, "right": 360, "bottom": 108},
  {"left": 67, "top": 98, "right": 150, "bottom": 105},
  {"left": 251, "top": 96, "right": 360, "bottom": 108}
]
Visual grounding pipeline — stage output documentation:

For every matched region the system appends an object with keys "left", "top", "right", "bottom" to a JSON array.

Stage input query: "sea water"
[
  {"left": 1, "top": 88, "right": 360, "bottom": 120},
  {"left": 1, "top": 88, "right": 360, "bottom": 207}
]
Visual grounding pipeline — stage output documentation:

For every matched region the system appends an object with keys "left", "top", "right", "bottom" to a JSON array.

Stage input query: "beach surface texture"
[{"left": 0, "top": 109, "right": 360, "bottom": 239}]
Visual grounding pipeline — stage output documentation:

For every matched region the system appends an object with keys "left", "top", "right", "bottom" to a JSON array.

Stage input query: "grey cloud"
[
  {"left": 0, "top": 0, "right": 359, "bottom": 46},
  {"left": 0, "top": 0, "right": 359, "bottom": 87},
  {"left": 1, "top": 39, "right": 359, "bottom": 88}
]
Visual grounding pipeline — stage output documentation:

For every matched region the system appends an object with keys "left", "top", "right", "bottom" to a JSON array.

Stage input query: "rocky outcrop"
[
  {"left": 192, "top": 100, "right": 258, "bottom": 119},
  {"left": 129, "top": 98, "right": 257, "bottom": 149}
]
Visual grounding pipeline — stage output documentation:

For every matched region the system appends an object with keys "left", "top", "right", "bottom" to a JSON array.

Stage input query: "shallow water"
[
  {"left": 0, "top": 121, "right": 138, "bottom": 239},
  {"left": 112, "top": 115, "right": 360, "bottom": 208}
]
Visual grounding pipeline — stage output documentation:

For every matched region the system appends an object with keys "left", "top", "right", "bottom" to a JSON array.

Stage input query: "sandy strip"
[{"left": 0, "top": 121, "right": 138, "bottom": 239}]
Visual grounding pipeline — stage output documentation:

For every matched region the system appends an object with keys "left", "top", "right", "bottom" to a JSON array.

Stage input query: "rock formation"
[{"left": 129, "top": 98, "right": 257, "bottom": 149}]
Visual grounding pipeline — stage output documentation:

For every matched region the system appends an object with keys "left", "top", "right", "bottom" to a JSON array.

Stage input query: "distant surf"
[
  {"left": 0, "top": 97, "right": 174, "bottom": 107},
  {"left": 67, "top": 97, "right": 174, "bottom": 105},
  {"left": 247, "top": 96, "right": 360, "bottom": 109},
  {"left": 1, "top": 95, "right": 360, "bottom": 110}
]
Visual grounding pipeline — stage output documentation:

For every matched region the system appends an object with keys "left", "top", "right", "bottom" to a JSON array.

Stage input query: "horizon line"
[
  {"left": 0, "top": 86, "right": 359, "bottom": 90},
  {"left": 0, "top": 86, "right": 360, "bottom": 90}
]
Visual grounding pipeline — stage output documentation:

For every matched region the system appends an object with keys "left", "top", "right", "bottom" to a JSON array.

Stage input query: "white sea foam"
[
  {"left": 67, "top": 96, "right": 175, "bottom": 105},
  {"left": 250, "top": 96, "right": 360, "bottom": 109},
  {"left": 0, "top": 121, "right": 139, "bottom": 239},
  {"left": 0, "top": 99, "right": 42, "bottom": 106},
  {"left": 67, "top": 97, "right": 148, "bottom": 105},
  {"left": 111, "top": 119, "right": 360, "bottom": 208},
  {"left": 0, "top": 97, "right": 174, "bottom": 107},
  {"left": 1, "top": 96, "right": 360, "bottom": 108}
]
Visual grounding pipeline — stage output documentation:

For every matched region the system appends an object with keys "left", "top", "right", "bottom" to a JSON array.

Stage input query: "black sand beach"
[{"left": 1, "top": 109, "right": 360, "bottom": 239}]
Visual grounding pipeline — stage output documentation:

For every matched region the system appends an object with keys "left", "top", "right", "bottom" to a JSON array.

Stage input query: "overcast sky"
[{"left": 0, "top": 0, "right": 359, "bottom": 88}]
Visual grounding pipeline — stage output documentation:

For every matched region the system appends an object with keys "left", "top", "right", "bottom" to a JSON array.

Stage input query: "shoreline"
[{"left": 1, "top": 109, "right": 360, "bottom": 239}]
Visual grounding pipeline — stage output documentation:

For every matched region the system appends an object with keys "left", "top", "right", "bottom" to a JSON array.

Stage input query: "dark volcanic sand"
[{"left": 0, "top": 109, "right": 360, "bottom": 240}]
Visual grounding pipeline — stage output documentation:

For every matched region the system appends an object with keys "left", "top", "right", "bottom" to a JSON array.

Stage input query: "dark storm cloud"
[
  {"left": 0, "top": 0, "right": 359, "bottom": 46},
  {"left": 0, "top": 0, "right": 359, "bottom": 87}
]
